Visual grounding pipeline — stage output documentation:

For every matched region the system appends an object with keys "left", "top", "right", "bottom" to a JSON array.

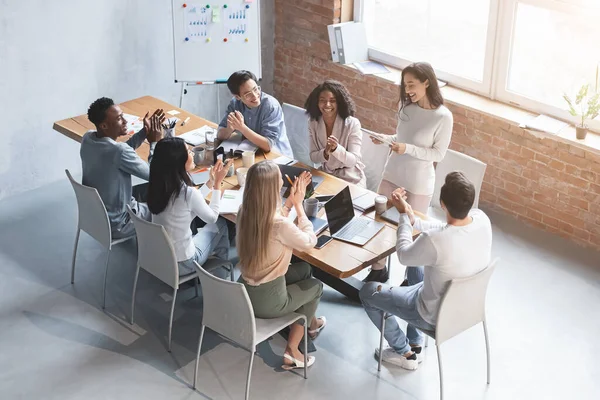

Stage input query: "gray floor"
[{"left": 1, "top": 180, "right": 599, "bottom": 400}]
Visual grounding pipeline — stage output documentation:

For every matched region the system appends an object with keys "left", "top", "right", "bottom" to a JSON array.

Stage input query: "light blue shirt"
[
  {"left": 80, "top": 129, "right": 154, "bottom": 238},
  {"left": 219, "top": 92, "right": 293, "bottom": 158}
]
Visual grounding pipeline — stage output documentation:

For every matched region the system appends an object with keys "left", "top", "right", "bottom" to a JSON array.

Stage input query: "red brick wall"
[{"left": 273, "top": 0, "right": 600, "bottom": 250}]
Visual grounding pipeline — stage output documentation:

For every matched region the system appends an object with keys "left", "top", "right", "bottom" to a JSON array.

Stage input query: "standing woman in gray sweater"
[{"left": 365, "top": 62, "right": 453, "bottom": 283}]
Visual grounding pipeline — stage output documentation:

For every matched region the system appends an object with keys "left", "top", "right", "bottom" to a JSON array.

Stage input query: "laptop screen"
[{"left": 324, "top": 186, "right": 355, "bottom": 234}]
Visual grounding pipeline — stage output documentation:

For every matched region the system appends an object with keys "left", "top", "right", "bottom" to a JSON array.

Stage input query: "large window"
[{"left": 358, "top": 0, "right": 600, "bottom": 131}]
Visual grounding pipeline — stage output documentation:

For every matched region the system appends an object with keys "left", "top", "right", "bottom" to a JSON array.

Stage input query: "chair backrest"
[
  {"left": 282, "top": 103, "right": 314, "bottom": 167},
  {"left": 126, "top": 206, "right": 179, "bottom": 289},
  {"left": 195, "top": 263, "right": 256, "bottom": 349},
  {"left": 65, "top": 169, "right": 112, "bottom": 249},
  {"left": 435, "top": 258, "right": 499, "bottom": 345},
  {"left": 431, "top": 149, "right": 487, "bottom": 210},
  {"left": 360, "top": 128, "right": 390, "bottom": 192}
]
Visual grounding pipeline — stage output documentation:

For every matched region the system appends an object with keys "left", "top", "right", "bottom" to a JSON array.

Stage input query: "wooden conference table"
[{"left": 53, "top": 96, "right": 421, "bottom": 299}]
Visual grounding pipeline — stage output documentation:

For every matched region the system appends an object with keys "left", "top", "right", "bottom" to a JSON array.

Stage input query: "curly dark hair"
[
  {"left": 87, "top": 97, "right": 115, "bottom": 126},
  {"left": 304, "top": 80, "right": 356, "bottom": 121}
]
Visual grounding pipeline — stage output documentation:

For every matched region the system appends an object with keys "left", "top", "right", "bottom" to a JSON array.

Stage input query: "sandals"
[
  {"left": 282, "top": 353, "right": 316, "bottom": 370},
  {"left": 308, "top": 316, "right": 327, "bottom": 339}
]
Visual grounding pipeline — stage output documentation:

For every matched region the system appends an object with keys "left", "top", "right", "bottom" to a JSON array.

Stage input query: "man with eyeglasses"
[{"left": 218, "top": 70, "right": 293, "bottom": 158}]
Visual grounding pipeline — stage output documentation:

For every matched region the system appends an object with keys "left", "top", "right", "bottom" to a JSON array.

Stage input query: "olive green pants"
[{"left": 241, "top": 262, "right": 323, "bottom": 324}]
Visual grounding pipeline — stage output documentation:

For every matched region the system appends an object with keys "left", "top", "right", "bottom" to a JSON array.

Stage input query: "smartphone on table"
[{"left": 314, "top": 235, "right": 333, "bottom": 249}]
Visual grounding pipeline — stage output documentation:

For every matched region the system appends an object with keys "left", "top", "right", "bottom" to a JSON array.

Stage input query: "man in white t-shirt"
[{"left": 360, "top": 171, "right": 492, "bottom": 370}]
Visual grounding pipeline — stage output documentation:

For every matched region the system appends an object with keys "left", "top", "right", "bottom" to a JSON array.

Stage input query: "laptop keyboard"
[{"left": 336, "top": 218, "right": 370, "bottom": 240}]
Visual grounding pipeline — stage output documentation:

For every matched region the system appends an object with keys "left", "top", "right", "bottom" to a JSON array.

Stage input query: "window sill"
[{"left": 358, "top": 64, "right": 600, "bottom": 157}]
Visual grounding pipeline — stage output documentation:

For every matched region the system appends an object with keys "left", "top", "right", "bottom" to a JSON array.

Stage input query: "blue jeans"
[
  {"left": 359, "top": 266, "right": 434, "bottom": 355},
  {"left": 178, "top": 217, "right": 229, "bottom": 276}
]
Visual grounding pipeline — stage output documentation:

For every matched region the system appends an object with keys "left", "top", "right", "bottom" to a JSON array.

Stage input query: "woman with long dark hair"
[
  {"left": 366, "top": 62, "right": 453, "bottom": 283},
  {"left": 305, "top": 80, "right": 366, "bottom": 187},
  {"left": 147, "top": 137, "right": 233, "bottom": 276}
]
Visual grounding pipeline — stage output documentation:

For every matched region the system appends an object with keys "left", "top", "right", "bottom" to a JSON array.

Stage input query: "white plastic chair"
[
  {"left": 282, "top": 103, "right": 314, "bottom": 167},
  {"left": 378, "top": 258, "right": 499, "bottom": 400},
  {"left": 429, "top": 149, "right": 487, "bottom": 220},
  {"left": 126, "top": 206, "right": 233, "bottom": 352},
  {"left": 193, "top": 263, "right": 309, "bottom": 400},
  {"left": 360, "top": 128, "right": 391, "bottom": 192},
  {"left": 66, "top": 169, "right": 135, "bottom": 309}
]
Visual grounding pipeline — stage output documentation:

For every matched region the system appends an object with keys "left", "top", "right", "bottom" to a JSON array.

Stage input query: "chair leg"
[
  {"left": 193, "top": 325, "right": 206, "bottom": 389},
  {"left": 483, "top": 320, "right": 491, "bottom": 384},
  {"left": 425, "top": 335, "right": 430, "bottom": 348},
  {"left": 168, "top": 287, "right": 178, "bottom": 352},
  {"left": 245, "top": 351, "right": 255, "bottom": 400},
  {"left": 130, "top": 264, "right": 141, "bottom": 325},
  {"left": 194, "top": 277, "right": 199, "bottom": 298},
  {"left": 436, "top": 345, "right": 444, "bottom": 400},
  {"left": 230, "top": 264, "right": 235, "bottom": 281},
  {"left": 102, "top": 250, "right": 111, "bottom": 309},
  {"left": 303, "top": 319, "right": 308, "bottom": 379},
  {"left": 71, "top": 229, "right": 80, "bottom": 284},
  {"left": 378, "top": 313, "right": 386, "bottom": 372}
]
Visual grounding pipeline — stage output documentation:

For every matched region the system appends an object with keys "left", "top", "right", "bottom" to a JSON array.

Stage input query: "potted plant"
[{"left": 563, "top": 66, "right": 600, "bottom": 140}]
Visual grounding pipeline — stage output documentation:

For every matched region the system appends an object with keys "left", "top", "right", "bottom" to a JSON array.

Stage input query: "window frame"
[{"left": 356, "top": 0, "right": 600, "bottom": 132}]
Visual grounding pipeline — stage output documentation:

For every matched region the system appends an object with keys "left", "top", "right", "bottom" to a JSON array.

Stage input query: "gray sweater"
[{"left": 80, "top": 129, "right": 154, "bottom": 238}]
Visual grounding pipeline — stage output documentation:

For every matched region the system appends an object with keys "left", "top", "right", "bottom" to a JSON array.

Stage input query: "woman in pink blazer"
[{"left": 305, "top": 80, "right": 366, "bottom": 187}]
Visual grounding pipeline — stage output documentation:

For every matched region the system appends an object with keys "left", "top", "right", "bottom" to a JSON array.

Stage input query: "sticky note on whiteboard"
[
  {"left": 244, "top": 0, "right": 254, "bottom": 3},
  {"left": 212, "top": 8, "right": 220, "bottom": 22}
]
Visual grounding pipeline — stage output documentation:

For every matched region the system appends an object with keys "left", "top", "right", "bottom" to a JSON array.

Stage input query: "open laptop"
[{"left": 324, "top": 186, "right": 384, "bottom": 246}]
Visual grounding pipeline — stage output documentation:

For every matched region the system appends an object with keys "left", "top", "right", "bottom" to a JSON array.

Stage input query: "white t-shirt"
[
  {"left": 396, "top": 209, "right": 493, "bottom": 325},
  {"left": 382, "top": 104, "right": 453, "bottom": 195},
  {"left": 152, "top": 186, "right": 221, "bottom": 262}
]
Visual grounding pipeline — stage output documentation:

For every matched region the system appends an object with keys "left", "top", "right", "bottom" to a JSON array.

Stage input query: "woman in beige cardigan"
[{"left": 305, "top": 80, "right": 367, "bottom": 187}]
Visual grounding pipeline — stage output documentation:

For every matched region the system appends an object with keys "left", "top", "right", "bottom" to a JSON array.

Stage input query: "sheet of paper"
[
  {"left": 166, "top": 110, "right": 180, "bottom": 116},
  {"left": 212, "top": 8, "right": 221, "bottom": 23},
  {"left": 123, "top": 113, "right": 143, "bottom": 135},
  {"left": 520, "top": 114, "right": 568, "bottom": 135},
  {"left": 179, "top": 125, "right": 214, "bottom": 146},
  {"left": 219, "top": 189, "right": 244, "bottom": 214}
]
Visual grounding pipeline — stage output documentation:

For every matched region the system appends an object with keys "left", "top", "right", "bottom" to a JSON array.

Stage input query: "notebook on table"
[{"left": 218, "top": 136, "right": 259, "bottom": 157}]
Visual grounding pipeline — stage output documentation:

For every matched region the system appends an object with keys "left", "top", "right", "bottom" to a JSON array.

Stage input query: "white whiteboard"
[{"left": 171, "top": 0, "right": 262, "bottom": 82}]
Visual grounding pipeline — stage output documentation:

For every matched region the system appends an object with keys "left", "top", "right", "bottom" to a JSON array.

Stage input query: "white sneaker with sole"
[{"left": 374, "top": 347, "right": 419, "bottom": 370}]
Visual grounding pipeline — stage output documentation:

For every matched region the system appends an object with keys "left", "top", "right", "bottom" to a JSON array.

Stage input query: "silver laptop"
[{"left": 324, "top": 186, "right": 384, "bottom": 246}]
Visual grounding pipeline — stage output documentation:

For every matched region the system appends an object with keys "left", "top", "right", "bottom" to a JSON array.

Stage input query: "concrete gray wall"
[{"left": 0, "top": 0, "right": 274, "bottom": 200}]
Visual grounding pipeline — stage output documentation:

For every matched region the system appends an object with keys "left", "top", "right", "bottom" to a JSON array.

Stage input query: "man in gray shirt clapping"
[{"left": 80, "top": 97, "right": 164, "bottom": 239}]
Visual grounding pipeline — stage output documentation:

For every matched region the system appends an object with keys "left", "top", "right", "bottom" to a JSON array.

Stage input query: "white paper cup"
[
  {"left": 242, "top": 151, "right": 255, "bottom": 167},
  {"left": 375, "top": 195, "right": 388, "bottom": 215},
  {"left": 236, "top": 167, "right": 248, "bottom": 187}
]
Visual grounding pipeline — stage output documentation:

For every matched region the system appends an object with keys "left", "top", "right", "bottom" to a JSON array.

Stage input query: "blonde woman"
[{"left": 237, "top": 161, "right": 326, "bottom": 369}]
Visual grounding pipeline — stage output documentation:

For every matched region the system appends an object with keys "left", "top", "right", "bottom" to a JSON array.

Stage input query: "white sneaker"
[
  {"left": 374, "top": 347, "right": 419, "bottom": 370},
  {"left": 411, "top": 345, "right": 424, "bottom": 363}
]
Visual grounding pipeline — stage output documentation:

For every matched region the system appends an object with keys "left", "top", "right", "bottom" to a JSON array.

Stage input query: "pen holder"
[{"left": 164, "top": 127, "right": 175, "bottom": 139}]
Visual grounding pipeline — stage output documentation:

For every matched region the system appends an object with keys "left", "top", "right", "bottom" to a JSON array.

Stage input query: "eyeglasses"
[{"left": 242, "top": 86, "right": 261, "bottom": 101}]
